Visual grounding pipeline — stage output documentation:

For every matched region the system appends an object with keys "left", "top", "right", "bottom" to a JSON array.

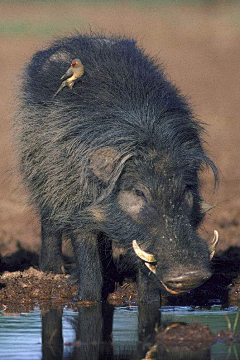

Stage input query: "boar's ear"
[{"left": 90, "top": 147, "right": 120, "bottom": 183}]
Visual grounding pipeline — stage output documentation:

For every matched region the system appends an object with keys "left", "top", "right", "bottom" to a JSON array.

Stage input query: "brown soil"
[
  {"left": 153, "top": 322, "right": 240, "bottom": 357},
  {"left": 157, "top": 322, "right": 216, "bottom": 349},
  {"left": 0, "top": 2, "right": 240, "bottom": 307},
  {"left": 0, "top": 267, "right": 138, "bottom": 313}
]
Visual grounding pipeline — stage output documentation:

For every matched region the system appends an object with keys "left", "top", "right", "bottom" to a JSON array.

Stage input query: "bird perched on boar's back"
[
  {"left": 52, "top": 58, "right": 84, "bottom": 98},
  {"left": 15, "top": 33, "right": 219, "bottom": 303}
]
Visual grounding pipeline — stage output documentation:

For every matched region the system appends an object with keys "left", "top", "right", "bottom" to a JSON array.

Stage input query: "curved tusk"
[
  {"left": 209, "top": 230, "right": 219, "bottom": 260},
  {"left": 132, "top": 240, "right": 156, "bottom": 263},
  {"left": 145, "top": 262, "right": 157, "bottom": 274},
  {"left": 160, "top": 281, "right": 185, "bottom": 295}
]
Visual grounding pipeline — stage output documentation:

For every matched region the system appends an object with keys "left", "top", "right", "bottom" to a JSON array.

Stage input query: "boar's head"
[{"left": 89, "top": 144, "right": 219, "bottom": 296}]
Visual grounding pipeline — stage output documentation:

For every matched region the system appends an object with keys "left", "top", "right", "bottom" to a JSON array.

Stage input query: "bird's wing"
[{"left": 60, "top": 67, "right": 73, "bottom": 81}]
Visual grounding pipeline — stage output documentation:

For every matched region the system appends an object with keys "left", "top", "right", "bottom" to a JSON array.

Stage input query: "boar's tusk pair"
[
  {"left": 132, "top": 240, "right": 156, "bottom": 263},
  {"left": 132, "top": 240, "right": 157, "bottom": 274},
  {"left": 209, "top": 230, "right": 219, "bottom": 260}
]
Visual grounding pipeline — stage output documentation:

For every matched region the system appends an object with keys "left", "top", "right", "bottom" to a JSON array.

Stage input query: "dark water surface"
[{"left": 0, "top": 305, "right": 239, "bottom": 360}]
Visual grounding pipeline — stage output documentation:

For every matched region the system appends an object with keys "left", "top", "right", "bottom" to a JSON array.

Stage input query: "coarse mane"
[{"left": 15, "top": 32, "right": 218, "bottom": 227}]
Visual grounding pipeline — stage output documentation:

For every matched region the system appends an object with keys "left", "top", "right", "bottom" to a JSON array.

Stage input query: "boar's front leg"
[
  {"left": 137, "top": 269, "right": 161, "bottom": 305},
  {"left": 40, "top": 220, "right": 64, "bottom": 274},
  {"left": 71, "top": 230, "right": 103, "bottom": 302}
]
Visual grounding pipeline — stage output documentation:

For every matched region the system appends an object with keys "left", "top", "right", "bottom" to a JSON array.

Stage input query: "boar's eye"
[{"left": 134, "top": 189, "right": 147, "bottom": 202}]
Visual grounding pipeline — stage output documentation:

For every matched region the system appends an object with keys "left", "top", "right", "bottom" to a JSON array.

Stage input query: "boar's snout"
[
  {"left": 161, "top": 269, "right": 212, "bottom": 295},
  {"left": 132, "top": 230, "right": 219, "bottom": 295}
]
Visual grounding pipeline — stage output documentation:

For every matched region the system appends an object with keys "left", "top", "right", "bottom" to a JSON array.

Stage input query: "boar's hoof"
[
  {"left": 161, "top": 269, "right": 212, "bottom": 295},
  {"left": 132, "top": 240, "right": 157, "bottom": 274},
  {"left": 209, "top": 230, "right": 219, "bottom": 260}
]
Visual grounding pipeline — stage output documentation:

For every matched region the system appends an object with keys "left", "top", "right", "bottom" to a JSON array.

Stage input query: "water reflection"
[
  {"left": 156, "top": 346, "right": 211, "bottom": 360},
  {"left": 42, "top": 304, "right": 123, "bottom": 360},
  {"left": 41, "top": 304, "right": 211, "bottom": 360},
  {"left": 42, "top": 308, "right": 63, "bottom": 360},
  {"left": 0, "top": 305, "right": 239, "bottom": 360}
]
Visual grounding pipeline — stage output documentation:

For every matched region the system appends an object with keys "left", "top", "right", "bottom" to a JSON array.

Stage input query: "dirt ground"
[{"left": 0, "top": 1, "right": 240, "bottom": 307}]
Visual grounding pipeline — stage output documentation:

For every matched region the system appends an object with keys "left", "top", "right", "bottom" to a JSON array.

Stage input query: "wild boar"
[{"left": 15, "top": 33, "right": 219, "bottom": 303}]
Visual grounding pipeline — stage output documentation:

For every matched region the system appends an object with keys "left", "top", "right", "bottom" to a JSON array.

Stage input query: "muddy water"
[{"left": 0, "top": 305, "right": 239, "bottom": 360}]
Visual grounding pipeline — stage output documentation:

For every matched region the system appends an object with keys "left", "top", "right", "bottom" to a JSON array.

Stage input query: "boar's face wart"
[{"left": 15, "top": 33, "right": 219, "bottom": 303}]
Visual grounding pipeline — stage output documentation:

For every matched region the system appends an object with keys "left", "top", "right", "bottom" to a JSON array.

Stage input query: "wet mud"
[{"left": 1, "top": 246, "right": 240, "bottom": 311}]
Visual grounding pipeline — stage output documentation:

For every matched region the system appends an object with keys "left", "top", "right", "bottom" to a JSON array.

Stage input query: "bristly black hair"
[{"left": 15, "top": 32, "right": 218, "bottom": 227}]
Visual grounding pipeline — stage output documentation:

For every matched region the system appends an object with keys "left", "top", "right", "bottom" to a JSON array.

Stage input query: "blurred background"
[{"left": 0, "top": 0, "right": 239, "bottom": 259}]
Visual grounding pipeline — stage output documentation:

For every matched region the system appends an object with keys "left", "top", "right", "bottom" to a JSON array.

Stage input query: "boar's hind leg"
[
  {"left": 71, "top": 230, "right": 103, "bottom": 302},
  {"left": 137, "top": 269, "right": 161, "bottom": 305},
  {"left": 40, "top": 221, "right": 64, "bottom": 274}
]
